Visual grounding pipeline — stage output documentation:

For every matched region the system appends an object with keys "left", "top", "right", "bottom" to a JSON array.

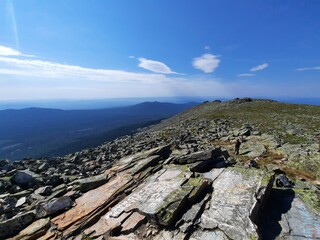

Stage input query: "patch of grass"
[{"left": 282, "top": 134, "right": 309, "bottom": 144}]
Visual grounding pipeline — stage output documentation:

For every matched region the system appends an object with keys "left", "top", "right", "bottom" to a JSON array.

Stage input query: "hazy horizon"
[{"left": 0, "top": 96, "right": 320, "bottom": 110}]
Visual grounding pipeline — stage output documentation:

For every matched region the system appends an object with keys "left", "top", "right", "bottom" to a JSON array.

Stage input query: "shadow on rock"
[{"left": 257, "top": 188, "right": 295, "bottom": 240}]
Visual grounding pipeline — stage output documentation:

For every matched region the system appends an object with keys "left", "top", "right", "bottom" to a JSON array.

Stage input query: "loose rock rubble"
[{"left": 0, "top": 98, "right": 319, "bottom": 239}]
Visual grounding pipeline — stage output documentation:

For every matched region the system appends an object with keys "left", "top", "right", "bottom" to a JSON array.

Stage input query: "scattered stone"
[
  {"left": 0, "top": 179, "right": 12, "bottom": 194},
  {"left": 36, "top": 196, "right": 73, "bottom": 218},
  {"left": 15, "top": 197, "right": 27, "bottom": 208},
  {"left": 35, "top": 186, "right": 52, "bottom": 196},
  {"left": 10, "top": 171, "right": 37, "bottom": 189},
  {"left": 0, "top": 211, "right": 35, "bottom": 238},
  {"left": 244, "top": 159, "right": 259, "bottom": 169},
  {"left": 12, "top": 217, "right": 51, "bottom": 240},
  {"left": 74, "top": 174, "right": 108, "bottom": 193}
]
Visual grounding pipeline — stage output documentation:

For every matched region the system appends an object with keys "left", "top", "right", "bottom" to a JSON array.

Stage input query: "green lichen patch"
[
  {"left": 294, "top": 188, "right": 320, "bottom": 214},
  {"left": 183, "top": 177, "right": 209, "bottom": 202},
  {"left": 156, "top": 187, "right": 190, "bottom": 226}
]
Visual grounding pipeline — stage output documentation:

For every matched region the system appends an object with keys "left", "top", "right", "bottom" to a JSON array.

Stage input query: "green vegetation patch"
[
  {"left": 282, "top": 134, "right": 309, "bottom": 144},
  {"left": 294, "top": 188, "right": 320, "bottom": 214}
]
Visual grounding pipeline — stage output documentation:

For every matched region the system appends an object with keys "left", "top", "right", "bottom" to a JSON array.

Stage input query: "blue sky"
[{"left": 0, "top": 0, "right": 319, "bottom": 100}]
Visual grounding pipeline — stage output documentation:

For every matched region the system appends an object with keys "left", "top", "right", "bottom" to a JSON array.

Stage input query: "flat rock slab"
[
  {"left": 11, "top": 217, "right": 50, "bottom": 240},
  {"left": 280, "top": 197, "right": 320, "bottom": 239},
  {"left": 52, "top": 174, "right": 131, "bottom": 231},
  {"left": 75, "top": 174, "right": 108, "bottom": 193},
  {"left": 107, "top": 168, "right": 185, "bottom": 219},
  {"left": 174, "top": 148, "right": 221, "bottom": 164},
  {"left": 203, "top": 168, "right": 225, "bottom": 181},
  {"left": 190, "top": 229, "right": 229, "bottom": 240},
  {"left": 153, "top": 230, "right": 186, "bottom": 240},
  {"left": 241, "top": 139, "right": 266, "bottom": 157},
  {"left": 200, "top": 168, "right": 262, "bottom": 239},
  {"left": 129, "top": 155, "right": 161, "bottom": 175},
  {"left": 0, "top": 211, "right": 35, "bottom": 238},
  {"left": 84, "top": 211, "right": 131, "bottom": 238},
  {"left": 120, "top": 212, "right": 146, "bottom": 234}
]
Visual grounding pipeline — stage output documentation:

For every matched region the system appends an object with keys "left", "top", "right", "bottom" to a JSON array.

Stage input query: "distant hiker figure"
[{"left": 235, "top": 139, "right": 241, "bottom": 155}]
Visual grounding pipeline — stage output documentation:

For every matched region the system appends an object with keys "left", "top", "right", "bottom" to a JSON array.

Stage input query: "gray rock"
[
  {"left": 0, "top": 211, "right": 35, "bottom": 238},
  {"left": 75, "top": 174, "right": 108, "bottom": 193},
  {"left": 15, "top": 197, "right": 27, "bottom": 208},
  {"left": 12, "top": 217, "right": 51, "bottom": 240},
  {"left": 26, "top": 193, "right": 44, "bottom": 206},
  {"left": 174, "top": 148, "right": 222, "bottom": 164},
  {"left": 200, "top": 168, "right": 269, "bottom": 239},
  {"left": 178, "top": 195, "right": 209, "bottom": 233},
  {"left": 190, "top": 156, "right": 229, "bottom": 172},
  {"left": 279, "top": 197, "right": 320, "bottom": 239},
  {"left": 45, "top": 175, "right": 63, "bottom": 187},
  {"left": 0, "top": 179, "right": 12, "bottom": 194},
  {"left": 190, "top": 229, "right": 229, "bottom": 240},
  {"left": 38, "top": 162, "right": 49, "bottom": 172},
  {"left": 10, "top": 171, "right": 37, "bottom": 189},
  {"left": 36, "top": 196, "right": 73, "bottom": 217},
  {"left": 35, "top": 186, "right": 53, "bottom": 196},
  {"left": 3, "top": 196, "right": 17, "bottom": 212},
  {"left": 241, "top": 140, "right": 266, "bottom": 157}
]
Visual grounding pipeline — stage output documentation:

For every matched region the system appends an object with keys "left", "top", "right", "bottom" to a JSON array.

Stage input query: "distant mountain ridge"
[{"left": 0, "top": 101, "right": 197, "bottom": 160}]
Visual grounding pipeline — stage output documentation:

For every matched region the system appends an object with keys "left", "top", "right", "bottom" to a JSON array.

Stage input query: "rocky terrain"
[{"left": 0, "top": 98, "right": 319, "bottom": 239}]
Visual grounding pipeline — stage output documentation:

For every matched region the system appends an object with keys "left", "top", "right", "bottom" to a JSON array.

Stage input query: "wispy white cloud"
[
  {"left": 128, "top": 55, "right": 135, "bottom": 59},
  {"left": 296, "top": 66, "right": 320, "bottom": 71},
  {"left": 0, "top": 46, "right": 22, "bottom": 56},
  {"left": 0, "top": 45, "right": 34, "bottom": 57},
  {"left": 237, "top": 73, "right": 255, "bottom": 77},
  {"left": 192, "top": 54, "right": 220, "bottom": 73},
  {"left": 0, "top": 56, "right": 167, "bottom": 83},
  {"left": 138, "top": 57, "right": 177, "bottom": 74},
  {"left": 204, "top": 46, "right": 211, "bottom": 51},
  {"left": 250, "top": 63, "right": 268, "bottom": 72}
]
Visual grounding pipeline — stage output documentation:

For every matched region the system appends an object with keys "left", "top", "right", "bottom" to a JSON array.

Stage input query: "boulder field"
[{"left": 0, "top": 99, "right": 319, "bottom": 239}]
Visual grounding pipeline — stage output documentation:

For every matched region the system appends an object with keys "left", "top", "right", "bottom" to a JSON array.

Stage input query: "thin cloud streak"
[
  {"left": 296, "top": 66, "right": 320, "bottom": 71},
  {"left": 0, "top": 56, "right": 168, "bottom": 83},
  {"left": 237, "top": 73, "right": 255, "bottom": 77},
  {"left": 250, "top": 63, "right": 268, "bottom": 72}
]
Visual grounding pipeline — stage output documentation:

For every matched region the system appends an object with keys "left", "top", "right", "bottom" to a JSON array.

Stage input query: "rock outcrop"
[{"left": 0, "top": 98, "right": 319, "bottom": 239}]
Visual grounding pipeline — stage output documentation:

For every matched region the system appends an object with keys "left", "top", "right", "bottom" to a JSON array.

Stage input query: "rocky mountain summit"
[{"left": 0, "top": 98, "right": 319, "bottom": 239}]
